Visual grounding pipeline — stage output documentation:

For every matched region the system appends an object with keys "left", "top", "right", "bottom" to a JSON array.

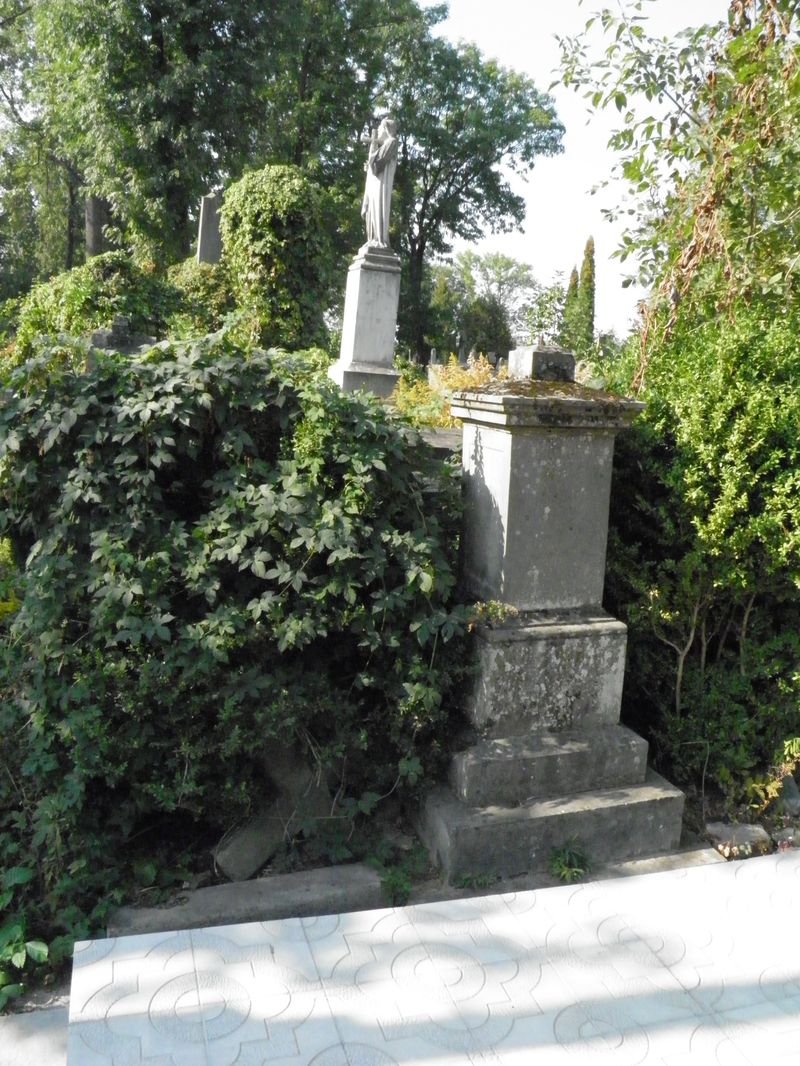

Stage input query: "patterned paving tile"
[{"left": 68, "top": 852, "right": 800, "bottom": 1065}]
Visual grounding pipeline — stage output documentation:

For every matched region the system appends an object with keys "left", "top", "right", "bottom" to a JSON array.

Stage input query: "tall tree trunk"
[
  {"left": 408, "top": 240, "right": 427, "bottom": 361},
  {"left": 65, "top": 173, "right": 78, "bottom": 269}
]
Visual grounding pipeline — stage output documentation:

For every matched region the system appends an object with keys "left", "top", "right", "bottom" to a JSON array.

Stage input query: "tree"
[
  {"left": 560, "top": 266, "right": 579, "bottom": 347},
  {"left": 30, "top": 0, "right": 276, "bottom": 260},
  {"left": 459, "top": 250, "right": 538, "bottom": 340},
  {"left": 0, "top": 0, "right": 85, "bottom": 288},
  {"left": 578, "top": 235, "right": 595, "bottom": 350},
  {"left": 526, "top": 279, "right": 567, "bottom": 345},
  {"left": 557, "top": 0, "right": 800, "bottom": 354},
  {"left": 255, "top": 1, "right": 438, "bottom": 178},
  {"left": 460, "top": 292, "right": 512, "bottom": 357},
  {"left": 385, "top": 33, "right": 564, "bottom": 357},
  {"left": 426, "top": 250, "right": 537, "bottom": 356},
  {"left": 220, "top": 164, "right": 335, "bottom": 349},
  {"left": 558, "top": 238, "right": 595, "bottom": 357}
]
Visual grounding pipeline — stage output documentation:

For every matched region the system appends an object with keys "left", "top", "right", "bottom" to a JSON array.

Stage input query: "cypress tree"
[
  {"left": 558, "top": 267, "right": 579, "bottom": 350},
  {"left": 579, "top": 236, "right": 595, "bottom": 351},
  {"left": 565, "top": 266, "right": 579, "bottom": 308}
]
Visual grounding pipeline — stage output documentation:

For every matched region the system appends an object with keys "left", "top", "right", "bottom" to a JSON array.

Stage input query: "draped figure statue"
[{"left": 361, "top": 118, "right": 398, "bottom": 249}]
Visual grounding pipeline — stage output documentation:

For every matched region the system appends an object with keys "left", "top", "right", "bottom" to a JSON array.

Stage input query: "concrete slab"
[
  {"left": 108, "top": 861, "right": 384, "bottom": 936},
  {"left": 0, "top": 1005, "right": 68, "bottom": 1066},
  {"left": 66, "top": 850, "right": 800, "bottom": 1066}
]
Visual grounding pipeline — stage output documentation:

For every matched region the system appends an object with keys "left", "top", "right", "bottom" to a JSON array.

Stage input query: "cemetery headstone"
[
  {"left": 420, "top": 362, "right": 685, "bottom": 882},
  {"left": 197, "top": 192, "right": 222, "bottom": 264}
]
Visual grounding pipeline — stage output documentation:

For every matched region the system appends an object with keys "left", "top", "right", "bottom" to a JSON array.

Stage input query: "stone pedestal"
[
  {"left": 328, "top": 246, "right": 401, "bottom": 398},
  {"left": 420, "top": 379, "right": 685, "bottom": 882}
]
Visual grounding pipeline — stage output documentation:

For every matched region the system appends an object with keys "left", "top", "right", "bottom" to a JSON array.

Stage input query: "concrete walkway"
[{"left": 4, "top": 851, "right": 799, "bottom": 1065}]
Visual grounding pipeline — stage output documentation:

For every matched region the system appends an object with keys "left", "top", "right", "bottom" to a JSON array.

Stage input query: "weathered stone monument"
[
  {"left": 420, "top": 348, "right": 685, "bottom": 882},
  {"left": 85, "top": 194, "right": 110, "bottom": 258},
  {"left": 508, "top": 342, "right": 575, "bottom": 382},
  {"left": 329, "top": 118, "right": 401, "bottom": 397},
  {"left": 197, "top": 191, "right": 222, "bottom": 264}
]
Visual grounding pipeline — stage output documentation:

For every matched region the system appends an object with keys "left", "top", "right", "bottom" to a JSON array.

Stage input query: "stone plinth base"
[
  {"left": 331, "top": 246, "right": 401, "bottom": 397},
  {"left": 420, "top": 769, "right": 685, "bottom": 883},
  {"left": 467, "top": 611, "right": 627, "bottom": 736},
  {"left": 327, "top": 360, "right": 399, "bottom": 398}
]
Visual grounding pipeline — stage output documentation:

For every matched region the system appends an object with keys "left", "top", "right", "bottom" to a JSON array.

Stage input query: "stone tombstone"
[
  {"left": 196, "top": 192, "right": 222, "bottom": 264},
  {"left": 509, "top": 343, "right": 575, "bottom": 382},
  {"left": 419, "top": 368, "right": 685, "bottom": 883},
  {"left": 329, "top": 119, "right": 401, "bottom": 398},
  {"left": 85, "top": 194, "right": 110, "bottom": 259}
]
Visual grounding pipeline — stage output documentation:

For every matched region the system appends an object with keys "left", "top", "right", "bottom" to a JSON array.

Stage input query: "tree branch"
[{"left": 0, "top": 4, "right": 31, "bottom": 30}]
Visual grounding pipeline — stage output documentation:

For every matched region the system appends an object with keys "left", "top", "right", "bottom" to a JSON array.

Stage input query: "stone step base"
[
  {"left": 450, "top": 724, "right": 648, "bottom": 807},
  {"left": 420, "top": 768, "right": 685, "bottom": 884}
]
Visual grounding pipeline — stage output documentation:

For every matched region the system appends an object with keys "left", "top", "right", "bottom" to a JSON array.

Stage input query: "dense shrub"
[
  {"left": 220, "top": 165, "right": 335, "bottom": 350},
  {"left": 7, "top": 252, "right": 177, "bottom": 367},
  {"left": 166, "top": 258, "right": 236, "bottom": 338},
  {"left": 0, "top": 297, "right": 21, "bottom": 348},
  {"left": 0, "top": 332, "right": 466, "bottom": 954},
  {"left": 392, "top": 355, "right": 504, "bottom": 428},
  {"left": 605, "top": 306, "right": 800, "bottom": 810}
]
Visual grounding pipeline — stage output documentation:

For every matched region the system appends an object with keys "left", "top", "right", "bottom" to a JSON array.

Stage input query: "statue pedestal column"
[
  {"left": 328, "top": 246, "right": 401, "bottom": 398},
  {"left": 419, "top": 378, "right": 686, "bottom": 883}
]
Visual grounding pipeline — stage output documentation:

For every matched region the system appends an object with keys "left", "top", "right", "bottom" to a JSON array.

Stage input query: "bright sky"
[{"left": 423, "top": 0, "right": 730, "bottom": 336}]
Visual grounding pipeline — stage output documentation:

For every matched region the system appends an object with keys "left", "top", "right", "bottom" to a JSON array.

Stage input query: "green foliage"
[
  {"left": 526, "top": 279, "right": 567, "bottom": 346},
  {"left": 459, "top": 294, "right": 512, "bottom": 358},
  {"left": 0, "top": 298, "right": 22, "bottom": 349},
  {"left": 374, "top": 842, "right": 431, "bottom": 906},
  {"left": 0, "top": 331, "right": 467, "bottom": 963},
  {"left": 0, "top": 867, "right": 49, "bottom": 1011},
  {"left": 427, "top": 251, "right": 539, "bottom": 356},
  {"left": 391, "top": 354, "right": 501, "bottom": 429},
  {"left": 0, "top": 2, "right": 86, "bottom": 293},
  {"left": 166, "top": 258, "right": 236, "bottom": 339},
  {"left": 456, "top": 872, "right": 498, "bottom": 890},
  {"left": 0, "top": 538, "right": 20, "bottom": 623},
  {"left": 548, "top": 839, "right": 590, "bottom": 884},
  {"left": 30, "top": 0, "right": 275, "bottom": 258},
  {"left": 559, "top": 0, "right": 800, "bottom": 345},
  {"left": 7, "top": 252, "right": 177, "bottom": 369},
  {"left": 220, "top": 166, "right": 334, "bottom": 350},
  {"left": 559, "top": 238, "right": 595, "bottom": 358},
  {"left": 578, "top": 236, "right": 595, "bottom": 350},
  {"left": 392, "top": 376, "right": 451, "bottom": 430},
  {"left": 604, "top": 307, "right": 800, "bottom": 808},
  {"left": 560, "top": 1, "right": 800, "bottom": 811}
]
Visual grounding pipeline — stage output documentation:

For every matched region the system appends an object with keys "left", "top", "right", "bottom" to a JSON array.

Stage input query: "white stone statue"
[{"left": 361, "top": 118, "right": 398, "bottom": 249}]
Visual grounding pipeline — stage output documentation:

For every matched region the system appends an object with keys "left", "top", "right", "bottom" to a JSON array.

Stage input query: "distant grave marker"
[{"left": 197, "top": 192, "right": 222, "bottom": 264}]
